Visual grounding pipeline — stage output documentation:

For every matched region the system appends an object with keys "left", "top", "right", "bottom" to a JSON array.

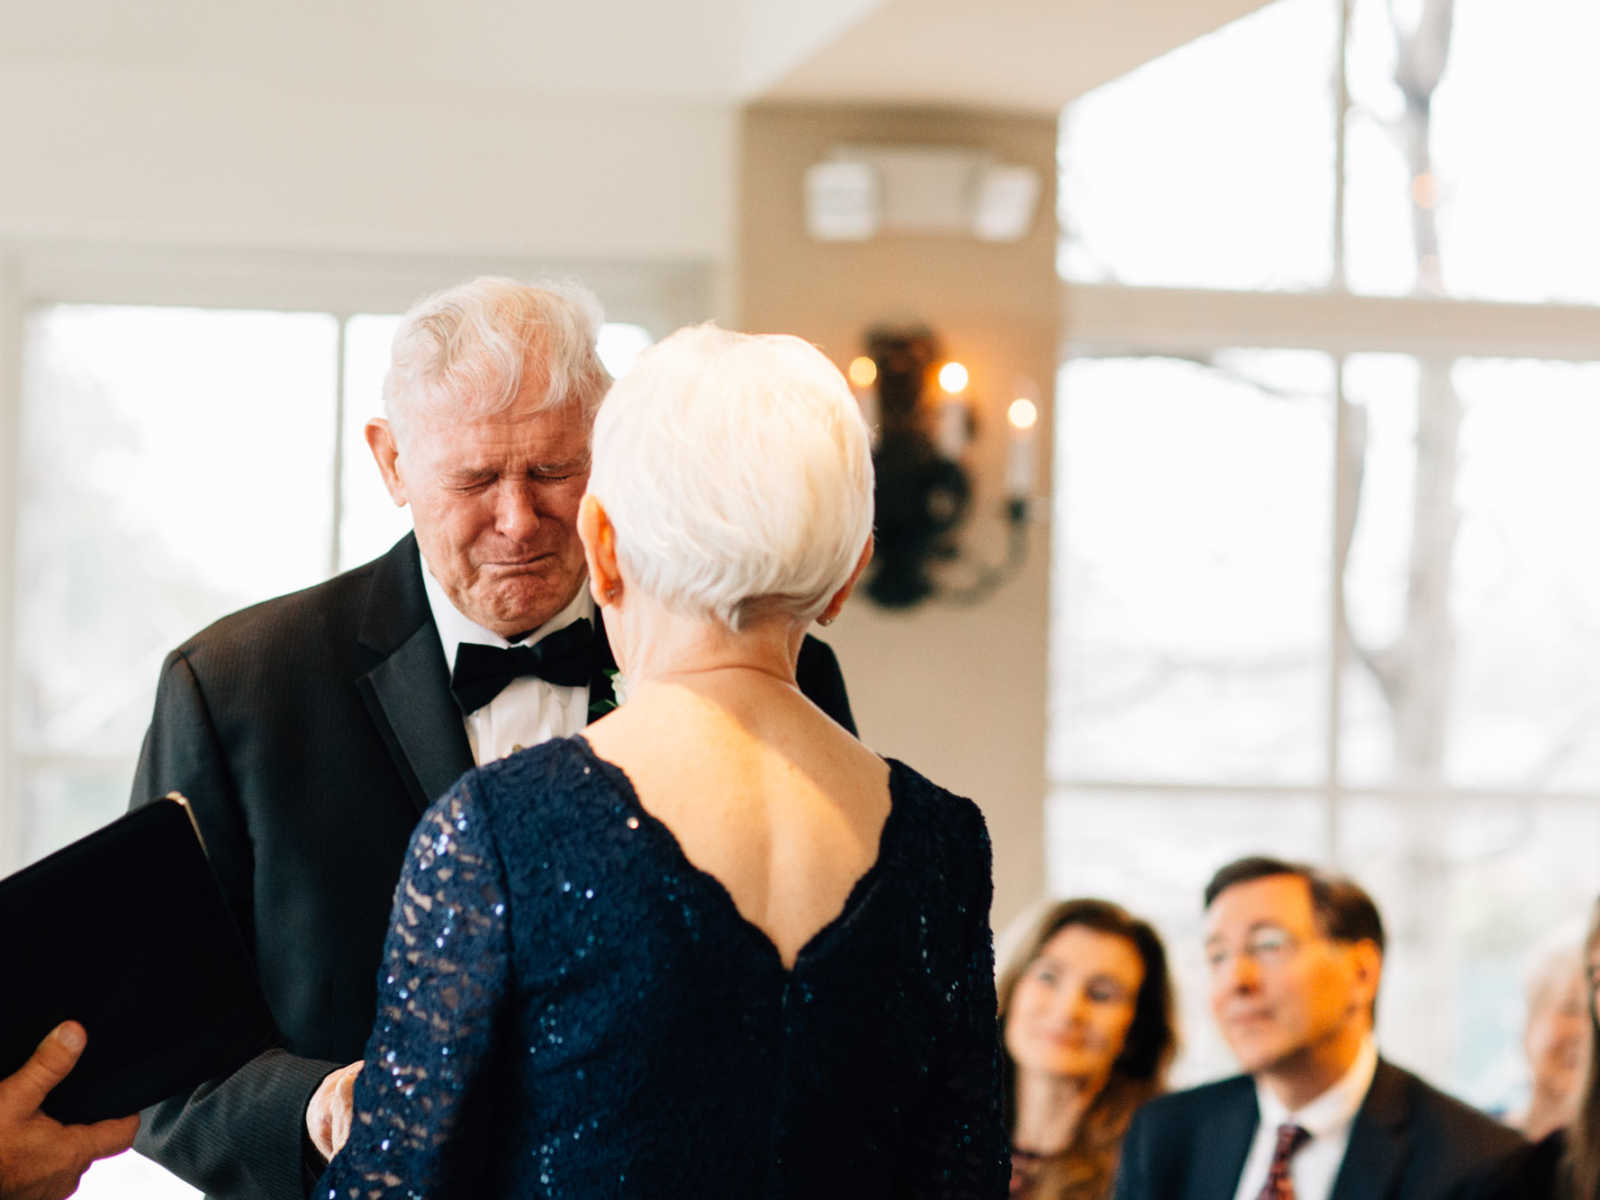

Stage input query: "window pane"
[
  {"left": 74, "top": 1148, "right": 200, "bottom": 1199},
  {"left": 1044, "top": 788, "right": 1325, "bottom": 1086},
  {"left": 596, "top": 322, "right": 653, "bottom": 379},
  {"left": 1052, "top": 352, "right": 1332, "bottom": 784},
  {"left": 1342, "top": 356, "right": 1600, "bottom": 789},
  {"left": 1345, "top": 0, "right": 1600, "bottom": 302},
  {"left": 1058, "top": 0, "right": 1335, "bottom": 290},
  {"left": 1341, "top": 794, "right": 1600, "bottom": 1102},
  {"left": 339, "top": 314, "right": 410, "bottom": 571},
  {"left": 18, "top": 763, "right": 133, "bottom": 869},
  {"left": 17, "top": 305, "right": 337, "bottom": 759}
]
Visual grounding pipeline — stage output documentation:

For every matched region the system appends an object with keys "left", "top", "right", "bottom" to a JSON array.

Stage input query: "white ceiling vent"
[
  {"left": 803, "top": 159, "right": 882, "bottom": 241},
  {"left": 804, "top": 144, "right": 1039, "bottom": 243}
]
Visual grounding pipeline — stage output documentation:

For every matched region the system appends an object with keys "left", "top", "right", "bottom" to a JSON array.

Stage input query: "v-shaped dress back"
[{"left": 317, "top": 736, "right": 1008, "bottom": 1199}]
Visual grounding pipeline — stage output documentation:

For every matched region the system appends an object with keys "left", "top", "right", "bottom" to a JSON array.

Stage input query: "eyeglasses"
[{"left": 1204, "top": 926, "right": 1323, "bottom": 973}]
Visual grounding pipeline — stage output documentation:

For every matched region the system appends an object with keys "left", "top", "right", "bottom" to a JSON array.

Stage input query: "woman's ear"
[
  {"left": 579, "top": 494, "right": 623, "bottom": 607},
  {"left": 818, "top": 536, "right": 874, "bottom": 626}
]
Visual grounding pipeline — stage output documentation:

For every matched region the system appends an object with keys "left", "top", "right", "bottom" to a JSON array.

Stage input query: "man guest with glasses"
[{"left": 1114, "top": 856, "right": 1523, "bottom": 1200}]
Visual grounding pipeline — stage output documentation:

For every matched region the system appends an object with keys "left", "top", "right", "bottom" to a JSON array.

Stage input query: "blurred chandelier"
[{"left": 852, "top": 326, "right": 1035, "bottom": 609}]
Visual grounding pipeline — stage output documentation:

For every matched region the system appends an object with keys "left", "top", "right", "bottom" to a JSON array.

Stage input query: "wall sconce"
[{"left": 853, "top": 326, "right": 1034, "bottom": 609}]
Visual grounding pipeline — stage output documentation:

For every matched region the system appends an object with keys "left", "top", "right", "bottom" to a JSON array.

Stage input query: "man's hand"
[
  {"left": 305, "top": 1061, "right": 363, "bottom": 1163},
  {"left": 0, "top": 1022, "right": 139, "bottom": 1200}
]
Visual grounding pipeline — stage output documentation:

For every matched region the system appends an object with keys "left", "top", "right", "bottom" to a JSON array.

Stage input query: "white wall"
[
  {"left": 737, "top": 105, "right": 1059, "bottom": 934},
  {"left": 0, "top": 64, "right": 736, "bottom": 263}
]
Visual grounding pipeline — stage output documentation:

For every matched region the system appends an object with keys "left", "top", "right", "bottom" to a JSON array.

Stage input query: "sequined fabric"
[{"left": 317, "top": 736, "right": 1008, "bottom": 1198}]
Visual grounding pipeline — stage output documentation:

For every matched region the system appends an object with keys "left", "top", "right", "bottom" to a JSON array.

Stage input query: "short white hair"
[
  {"left": 588, "top": 325, "right": 874, "bottom": 631},
  {"left": 1525, "top": 934, "right": 1585, "bottom": 1016},
  {"left": 383, "top": 276, "right": 610, "bottom": 439}
]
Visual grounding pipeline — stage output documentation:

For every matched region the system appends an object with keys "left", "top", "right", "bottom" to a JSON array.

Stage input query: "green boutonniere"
[{"left": 587, "top": 668, "right": 626, "bottom": 722}]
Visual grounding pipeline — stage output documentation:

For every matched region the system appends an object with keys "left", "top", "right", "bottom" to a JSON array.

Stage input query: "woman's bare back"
[{"left": 582, "top": 672, "right": 890, "bottom": 970}]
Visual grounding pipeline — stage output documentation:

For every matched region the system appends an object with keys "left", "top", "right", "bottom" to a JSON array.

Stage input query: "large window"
[
  {"left": 1052, "top": 0, "right": 1600, "bottom": 1108},
  {"left": 8, "top": 295, "right": 651, "bottom": 1198},
  {"left": 15, "top": 301, "right": 650, "bottom": 863}
]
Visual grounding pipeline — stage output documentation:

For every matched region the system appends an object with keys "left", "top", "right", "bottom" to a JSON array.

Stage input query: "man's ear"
[
  {"left": 1350, "top": 941, "right": 1383, "bottom": 1017},
  {"left": 366, "top": 418, "right": 407, "bottom": 507},
  {"left": 818, "top": 536, "right": 874, "bottom": 626},
  {"left": 579, "top": 494, "right": 622, "bottom": 606}
]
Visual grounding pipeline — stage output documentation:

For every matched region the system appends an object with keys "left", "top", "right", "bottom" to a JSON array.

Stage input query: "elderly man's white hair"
[
  {"left": 1524, "top": 928, "right": 1586, "bottom": 1013},
  {"left": 588, "top": 325, "right": 874, "bottom": 631},
  {"left": 382, "top": 276, "right": 610, "bottom": 438}
]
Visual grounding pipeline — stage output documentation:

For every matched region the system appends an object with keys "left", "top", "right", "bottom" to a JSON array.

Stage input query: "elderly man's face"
[
  {"left": 1525, "top": 959, "right": 1591, "bottom": 1108},
  {"left": 369, "top": 372, "right": 591, "bottom": 637}
]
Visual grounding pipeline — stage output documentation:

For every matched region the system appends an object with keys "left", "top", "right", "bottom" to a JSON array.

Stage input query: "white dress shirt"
[
  {"left": 1230, "top": 1037, "right": 1380, "bottom": 1200},
  {"left": 420, "top": 561, "right": 595, "bottom": 766}
]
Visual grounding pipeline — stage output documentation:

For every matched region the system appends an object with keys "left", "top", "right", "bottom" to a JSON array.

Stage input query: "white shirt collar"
[
  {"left": 1255, "top": 1036, "right": 1379, "bottom": 1139},
  {"left": 418, "top": 555, "right": 593, "bottom": 665}
]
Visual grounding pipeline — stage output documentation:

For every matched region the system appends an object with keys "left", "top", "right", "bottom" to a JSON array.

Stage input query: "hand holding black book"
[{"left": 0, "top": 795, "right": 275, "bottom": 1125}]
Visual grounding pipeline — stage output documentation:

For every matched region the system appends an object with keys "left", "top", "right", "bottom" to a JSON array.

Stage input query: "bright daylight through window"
[
  {"left": 1050, "top": 0, "right": 1600, "bottom": 1108},
  {"left": 10, "top": 304, "right": 652, "bottom": 1198}
]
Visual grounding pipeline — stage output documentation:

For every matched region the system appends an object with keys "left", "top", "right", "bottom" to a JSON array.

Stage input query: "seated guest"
[
  {"left": 0, "top": 1022, "right": 138, "bottom": 1200},
  {"left": 1507, "top": 937, "right": 1590, "bottom": 1141},
  {"left": 999, "top": 899, "right": 1177, "bottom": 1199},
  {"left": 1115, "top": 856, "right": 1523, "bottom": 1200},
  {"left": 316, "top": 326, "right": 1009, "bottom": 1197},
  {"left": 1470, "top": 897, "right": 1600, "bottom": 1199}
]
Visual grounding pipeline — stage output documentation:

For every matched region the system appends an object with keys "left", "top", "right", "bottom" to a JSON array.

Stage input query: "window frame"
[{"left": 0, "top": 242, "right": 707, "bottom": 874}]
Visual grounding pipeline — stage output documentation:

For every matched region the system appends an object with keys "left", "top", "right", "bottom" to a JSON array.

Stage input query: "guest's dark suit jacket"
[
  {"left": 128, "top": 534, "right": 855, "bottom": 1200},
  {"left": 1461, "top": 1128, "right": 1569, "bottom": 1200},
  {"left": 1113, "top": 1059, "right": 1525, "bottom": 1200}
]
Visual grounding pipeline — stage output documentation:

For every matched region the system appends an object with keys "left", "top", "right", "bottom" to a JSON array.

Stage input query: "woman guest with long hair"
[{"left": 997, "top": 899, "right": 1177, "bottom": 1199}]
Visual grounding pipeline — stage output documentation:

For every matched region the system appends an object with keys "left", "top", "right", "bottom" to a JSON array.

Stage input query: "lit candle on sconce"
[
  {"left": 934, "top": 360, "right": 970, "bottom": 460},
  {"left": 847, "top": 356, "right": 880, "bottom": 445},
  {"left": 1005, "top": 388, "right": 1039, "bottom": 501}
]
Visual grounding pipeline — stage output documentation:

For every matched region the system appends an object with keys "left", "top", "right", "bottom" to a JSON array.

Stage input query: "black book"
[{"left": 0, "top": 795, "right": 276, "bottom": 1124}]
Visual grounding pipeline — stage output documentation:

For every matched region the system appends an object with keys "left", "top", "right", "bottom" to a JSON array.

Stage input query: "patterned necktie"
[
  {"left": 1254, "top": 1123, "right": 1311, "bottom": 1200},
  {"left": 448, "top": 618, "right": 595, "bottom": 715}
]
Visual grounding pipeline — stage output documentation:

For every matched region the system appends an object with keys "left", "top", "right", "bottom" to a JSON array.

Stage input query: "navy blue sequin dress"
[{"left": 317, "top": 736, "right": 1008, "bottom": 1199}]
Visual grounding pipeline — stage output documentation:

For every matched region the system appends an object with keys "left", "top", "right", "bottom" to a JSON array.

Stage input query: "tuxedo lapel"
[
  {"left": 1329, "top": 1060, "right": 1408, "bottom": 1200},
  {"left": 1198, "top": 1083, "right": 1259, "bottom": 1200},
  {"left": 354, "top": 535, "right": 474, "bottom": 814}
]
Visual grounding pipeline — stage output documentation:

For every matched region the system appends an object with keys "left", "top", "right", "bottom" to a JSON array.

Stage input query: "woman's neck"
[
  {"left": 609, "top": 597, "right": 805, "bottom": 689},
  {"left": 1011, "top": 1068, "right": 1108, "bottom": 1155}
]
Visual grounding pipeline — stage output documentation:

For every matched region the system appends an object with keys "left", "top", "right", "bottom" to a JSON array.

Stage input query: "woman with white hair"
[{"left": 317, "top": 326, "right": 1008, "bottom": 1197}]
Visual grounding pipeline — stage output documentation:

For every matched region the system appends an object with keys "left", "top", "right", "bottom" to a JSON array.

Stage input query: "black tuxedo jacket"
[
  {"left": 128, "top": 534, "right": 855, "bottom": 1200},
  {"left": 1114, "top": 1059, "right": 1525, "bottom": 1200}
]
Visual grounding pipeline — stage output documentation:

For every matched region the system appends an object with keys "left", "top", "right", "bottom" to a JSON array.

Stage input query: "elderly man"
[
  {"left": 1507, "top": 938, "right": 1589, "bottom": 1140},
  {"left": 1115, "top": 856, "right": 1522, "bottom": 1200},
  {"left": 128, "top": 279, "right": 854, "bottom": 1199}
]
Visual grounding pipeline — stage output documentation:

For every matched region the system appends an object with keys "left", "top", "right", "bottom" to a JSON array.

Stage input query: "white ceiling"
[
  {"left": 765, "top": 0, "right": 1275, "bottom": 112},
  {"left": 3, "top": 0, "right": 1268, "bottom": 109}
]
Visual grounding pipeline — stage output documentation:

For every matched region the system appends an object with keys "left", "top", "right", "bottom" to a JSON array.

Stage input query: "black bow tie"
[{"left": 449, "top": 618, "right": 595, "bottom": 716}]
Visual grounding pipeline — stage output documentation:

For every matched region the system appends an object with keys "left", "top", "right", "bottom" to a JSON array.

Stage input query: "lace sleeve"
[
  {"left": 909, "top": 812, "right": 1010, "bottom": 1198},
  {"left": 316, "top": 778, "right": 510, "bottom": 1199}
]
